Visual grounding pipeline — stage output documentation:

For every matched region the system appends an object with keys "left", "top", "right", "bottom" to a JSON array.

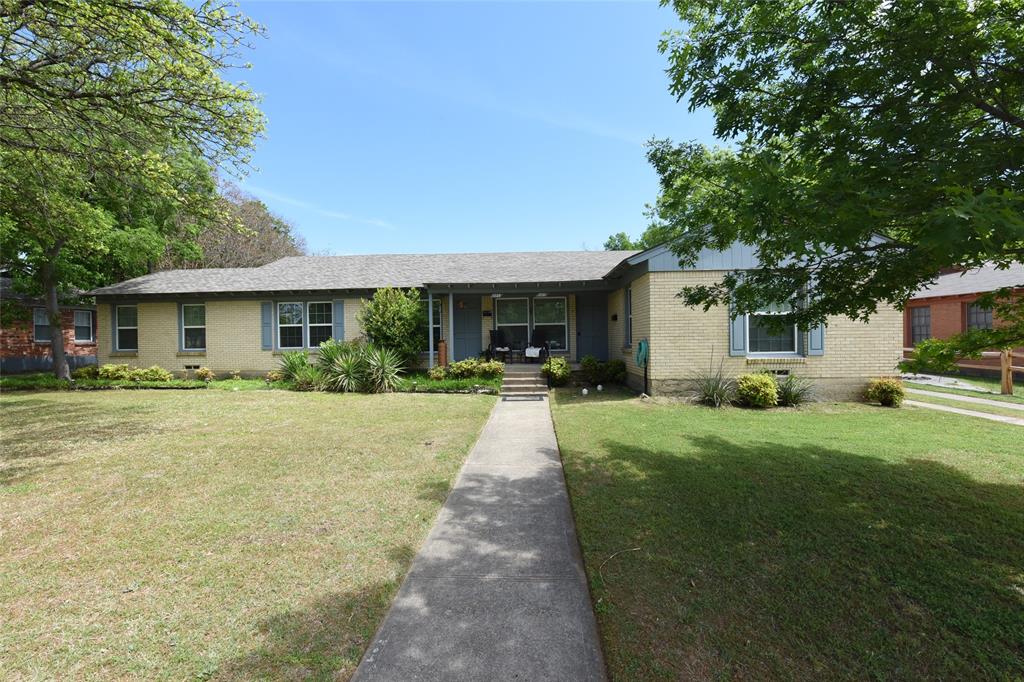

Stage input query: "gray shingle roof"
[
  {"left": 87, "top": 250, "right": 640, "bottom": 296},
  {"left": 912, "top": 262, "right": 1024, "bottom": 299}
]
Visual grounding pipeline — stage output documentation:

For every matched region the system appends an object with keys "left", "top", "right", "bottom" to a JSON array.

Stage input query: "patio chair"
[
  {"left": 524, "top": 329, "right": 549, "bottom": 363},
  {"left": 489, "top": 329, "right": 511, "bottom": 363}
]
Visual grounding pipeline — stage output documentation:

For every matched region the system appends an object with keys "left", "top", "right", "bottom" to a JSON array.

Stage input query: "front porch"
[{"left": 424, "top": 287, "right": 611, "bottom": 367}]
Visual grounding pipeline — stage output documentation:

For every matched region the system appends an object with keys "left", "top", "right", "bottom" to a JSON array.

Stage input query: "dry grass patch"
[{"left": 1, "top": 390, "right": 494, "bottom": 680}]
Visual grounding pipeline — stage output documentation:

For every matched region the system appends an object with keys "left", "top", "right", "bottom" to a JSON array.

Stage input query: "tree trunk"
[{"left": 40, "top": 257, "right": 70, "bottom": 380}]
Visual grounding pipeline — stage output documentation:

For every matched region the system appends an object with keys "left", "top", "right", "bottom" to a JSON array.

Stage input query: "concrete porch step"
[
  {"left": 502, "top": 376, "right": 546, "bottom": 385},
  {"left": 502, "top": 384, "right": 549, "bottom": 395}
]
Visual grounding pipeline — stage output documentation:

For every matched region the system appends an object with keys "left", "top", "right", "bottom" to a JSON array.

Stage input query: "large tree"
[
  {"left": 647, "top": 0, "right": 1024, "bottom": 353},
  {"left": 0, "top": 0, "right": 265, "bottom": 378}
]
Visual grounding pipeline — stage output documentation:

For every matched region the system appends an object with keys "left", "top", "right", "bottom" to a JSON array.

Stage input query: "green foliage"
[
  {"left": 132, "top": 366, "right": 173, "bottom": 382},
  {"left": 900, "top": 299, "right": 1023, "bottom": 372},
  {"left": 688, "top": 360, "right": 735, "bottom": 408},
  {"left": 71, "top": 365, "right": 99, "bottom": 380},
  {"left": 603, "top": 232, "right": 661, "bottom": 251},
  {"left": 364, "top": 345, "right": 404, "bottom": 394},
  {"left": 866, "top": 377, "right": 905, "bottom": 408},
  {"left": 358, "top": 288, "right": 424, "bottom": 366},
  {"left": 0, "top": 0, "right": 265, "bottom": 378},
  {"left": 649, "top": 0, "right": 1024, "bottom": 342},
  {"left": 195, "top": 367, "right": 216, "bottom": 382},
  {"left": 776, "top": 374, "right": 814, "bottom": 407},
  {"left": 291, "top": 365, "right": 323, "bottom": 393},
  {"left": 279, "top": 351, "right": 312, "bottom": 382},
  {"left": 736, "top": 373, "right": 779, "bottom": 408},
  {"left": 580, "top": 355, "right": 628, "bottom": 385},
  {"left": 398, "top": 371, "right": 502, "bottom": 394},
  {"left": 317, "top": 341, "right": 405, "bottom": 393},
  {"left": 542, "top": 357, "right": 571, "bottom": 386},
  {"left": 442, "top": 358, "right": 506, "bottom": 380},
  {"left": 264, "top": 370, "right": 286, "bottom": 383},
  {"left": 98, "top": 364, "right": 133, "bottom": 381},
  {"left": 427, "top": 365, "right": 447, "bottom": 381}
]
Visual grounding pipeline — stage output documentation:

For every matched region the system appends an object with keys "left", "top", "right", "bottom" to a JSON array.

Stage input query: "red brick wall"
[
  {"left": 903, "top": 294, "right": 1022, "bottom": 371},
  {"left": 1, "top": 308, "right": 96, "bottom": 361}
]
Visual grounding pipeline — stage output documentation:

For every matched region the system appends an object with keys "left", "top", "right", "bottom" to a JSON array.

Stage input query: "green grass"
[
  {"left": 0, "top": 372, "right": 292, "bottom": 392},
  {"left": 917, "top": 372, "right": 1024, "bottom": 399},
  {"left": 905, "top": 380, "right": 1024, "bottom": 405},
  {"left": 1, "top": 390, "right": 495, "bottom": 679},
  {"left": 550, "top": 389, "right": 1024, "bottom": 680},
  {"left": 906, "top": 392, "right": 1024, "bottom": 419}
]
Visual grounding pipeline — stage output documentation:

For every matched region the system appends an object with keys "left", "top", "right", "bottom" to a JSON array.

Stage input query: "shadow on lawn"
[{"left": 566, "top": 435, "right": 1024, "bottom": 679}]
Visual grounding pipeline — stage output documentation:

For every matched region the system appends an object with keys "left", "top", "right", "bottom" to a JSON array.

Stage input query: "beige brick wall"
[
  {"left": 607, "top": 275, "right": 651, "bottom": 390},
  {"left": 644, "top": 271, "right": 902, "bottom": 399},
  {"left": 98, "top": 298, "right": 366, "bottom": 376}
]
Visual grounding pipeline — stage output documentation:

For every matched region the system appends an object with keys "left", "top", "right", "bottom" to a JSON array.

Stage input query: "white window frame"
[
  {"left": 746, "top": 307, "right": 799, "bottom": 356},
  {"left": 495, "top": 297, "right": 530, "bottom": 346},
  {"left": 277, "top": 302, "right": 304, "bottom": 349},
  {"left": 306, "top": 301, "right": 333, "bottom": 348},
  {"left": 74, "top": 309, "right": 94, "bottom": 343},
  {"left": 532, "top": 296, "right": 568, "bottom": 352},
  {"left": 33, "top": 307, "right": 52, "bottom": 343},
  {"left": 115, "top": 305, "right": 138, "bottom": 351},
  {"left": 420, "top": 298, "right": 442, "bottom": 350},
  {"left": 181, "top": 303, "right": 206, "bottom": 351}
]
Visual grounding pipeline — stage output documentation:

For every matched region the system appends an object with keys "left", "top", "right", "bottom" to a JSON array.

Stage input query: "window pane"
[
  {"left": 308, "top": 302, "right": 332, "bottom": 325},
  {"left": 278, "top": 303, "right": 303, "bottom": 325},
  {"left": 496, "top": 299, "right": 528, "bottom": 325},
  {"left": 279, "top": 325, "right": 303, "bottom": 348},
  {"left": 534, "top": 324, "right": 566, "bottom": 351},
  {"left": 967, "top": 303, "right": 992, "bottom": 330},
  {"left": 533, "top": 298, "right": 565, "bottom": 324},
  {"left": 911, "top": 306, "right": 931, "bottom": 343},
  {"left": 309, "top": 324, "right": 332, "bottom": 346},
  {"left": 182, "top": 304, "right": 205, "bottom": 327},
  {"left": 75, "top": 311, "right": 93, "bottom": 341},
  {"left": 34, "top": 308, "right": 48, "bottom": 325},
  {"left": 502, "top": 325, "right": 529, "bottom": 348},
  {"left": 749, "top": 314, "right": 796, "bottom": 353},
  {"left": 35, "top": 325, "right": 52, "bottom": 342},
  {"left": 117, "top": 306, "right": 137, "bottom": 327},
  {"left": 118, "top": 328, "right": 138, "bottom": 350},
  {"left": 34, "top": 308, "right": 52, "bottom": 341},
  {"left": 184, "top": 327, "right": 206, "bottom": 349}
]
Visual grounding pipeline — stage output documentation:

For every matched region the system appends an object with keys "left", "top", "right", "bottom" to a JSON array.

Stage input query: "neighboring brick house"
[
  {"left": 0, "top": 276, "right": 97, "bottom": 373},
  {"left": 87, "top": 245, "right": 902, "bottom": 399},
  {"left": 904, "top": 262, "right": 1024, "bottom": 377}
]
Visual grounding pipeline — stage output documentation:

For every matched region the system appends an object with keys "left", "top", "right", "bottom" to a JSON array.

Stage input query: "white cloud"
[{"left": 243, "top": 184, "right": 396, "bottom": 230}]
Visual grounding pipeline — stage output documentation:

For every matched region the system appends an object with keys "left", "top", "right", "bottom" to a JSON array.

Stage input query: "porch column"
[
  {"left": 448, "top": 292, "right": 455, "bottom": 360},
  {"left": 427, "top": 291, "right": 434, "bottom": 369}
]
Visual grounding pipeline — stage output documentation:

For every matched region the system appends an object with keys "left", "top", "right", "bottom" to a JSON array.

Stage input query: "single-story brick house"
[
  {"left": 0, "top": 275, "right": 97, "bottom": 373},
  {"left": 88, "top": 244, "right": 902, "bottom": 398},
  {"left": 904, "top": 262, "right": 1023, "bottom": 377}
]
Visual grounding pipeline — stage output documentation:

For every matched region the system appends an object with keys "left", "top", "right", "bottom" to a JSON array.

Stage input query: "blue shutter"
[
  {"left": 728, "top": 312, "right": 747, "bottom": 356},
  {"left": 260, "top": 302, "right": 273, "bottom": 350},
  {"left": 332, "top": 300, "right": 345, "bottom": 341},
  {"left": 808, "top": 323, "right": 825, "bottom": 356}
]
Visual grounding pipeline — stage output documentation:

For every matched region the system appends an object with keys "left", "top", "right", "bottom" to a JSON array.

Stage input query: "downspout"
[{"left": 427, "top": 291, "right": 434, "bottom": 369}]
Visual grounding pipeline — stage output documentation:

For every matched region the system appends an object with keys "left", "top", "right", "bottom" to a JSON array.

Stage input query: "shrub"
[
  {"left": 865, "top": 376, "right": 904, "bottom": 407},
  {"left": 777, "top": 373, "right": 814, "bottom": 406},
  {"left": 736, "top": 372, "right": 779, "bottom": 408},
  {"left": 265, "top": 369, "right": 286, "bottom": 383},
  {"left": 320, "top": 352, "right": 365, "bottom": 392},
  {"left": 365, "top": 345, "right": 404, "bottom": 393},
  {"left": 688, "top": 359, "right": 735, "bottom": 408},
  {"left": 427, "top": 365, "right": 447, "bottom": 380},
  {"left": 580, "top": 355, "right": 626, "bottom": 385},
  {"left": 475, "top": 360, "right": 505, "bottom": 379},
  {"left": 195, "top": 367, "right": 216, "bottom": 382},
  {"left": 98, "top": 363, "right": 133, "bottom": 380},
  {"left": 291, "top": 364, "right": 322, "bottom": 392},
  {"left": 131, "top": 366, "right": 173, "bottom": 382},
  {"left": 446, "top": 358, "right": 480, "bottom": 379},
  {"left": 279, "top": 351, "right": 312, "bottom": 381},
  {"left": 542, "top": 356, "right": 571, "bottom": 386},
  {"left": 71, "top": 365, "right": 99, "bottom": 380},
  {"left": 357, "top": 287, "right": 424, "bottom": 366}
]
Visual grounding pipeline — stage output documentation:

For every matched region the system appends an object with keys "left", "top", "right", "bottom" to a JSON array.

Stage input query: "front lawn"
[
  {"left": 1, "top": 390, "right": 495, "bottom": 679},
  {"left": 550, "top": 390, "right": 1024, "bottom": 680}
]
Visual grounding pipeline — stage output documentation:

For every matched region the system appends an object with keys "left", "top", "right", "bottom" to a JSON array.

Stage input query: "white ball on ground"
[
  {"left": 597, "top": 384, "right": 603, "bottom": 392},
  {"left": 582, "top": 388, "right": 589, "bottom": 396}
]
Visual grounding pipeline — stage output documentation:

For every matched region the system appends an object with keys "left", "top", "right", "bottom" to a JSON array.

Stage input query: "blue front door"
[
  {"left": 453, "top": 295, "right": 482, "bottom": 361},
  {"left": 576, "top": 292, "right": 608, "bottom": 361}
]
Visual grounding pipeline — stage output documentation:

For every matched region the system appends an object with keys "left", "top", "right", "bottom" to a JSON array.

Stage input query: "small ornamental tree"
[{"left": 357, "top": 288, "right": 423, "bottom": 366}]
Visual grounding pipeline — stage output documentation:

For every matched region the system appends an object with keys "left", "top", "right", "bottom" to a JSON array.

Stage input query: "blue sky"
[{"left": 235, "top": 1, "right": 718, "bottom": 254}]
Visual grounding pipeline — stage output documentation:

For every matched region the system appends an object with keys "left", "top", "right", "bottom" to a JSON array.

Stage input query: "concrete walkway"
[
  {"left": 905, "top": 387, "right": 1024, "bottom": 411},
  {"left": 905, "top": 400, "right": 1024, "bottom": 426},
  {"left": 353, "top": 396, "right": 606, "bottom": 681}
]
